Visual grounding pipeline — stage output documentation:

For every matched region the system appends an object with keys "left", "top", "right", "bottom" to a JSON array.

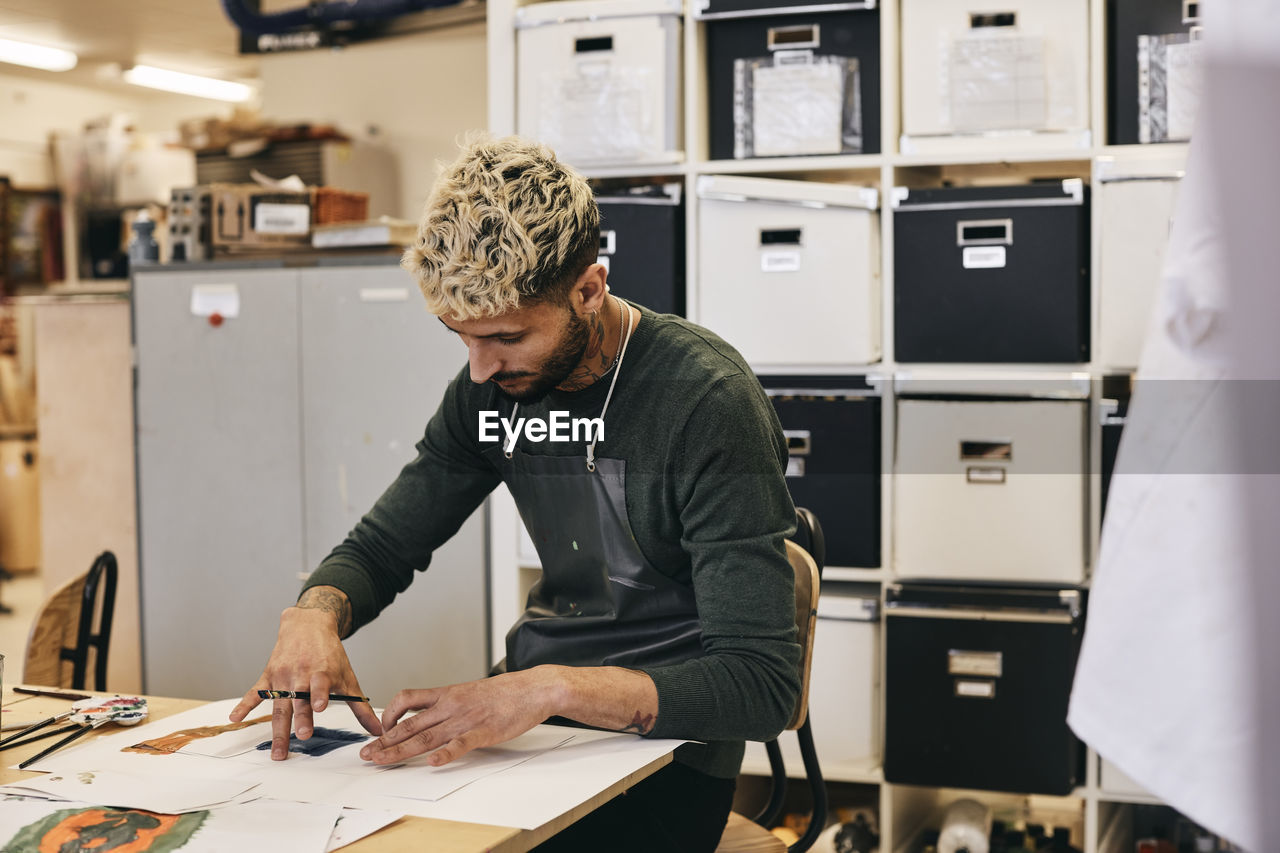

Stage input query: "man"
[{"left": 232, "top": 135, "right": 799, "bottom": 851}]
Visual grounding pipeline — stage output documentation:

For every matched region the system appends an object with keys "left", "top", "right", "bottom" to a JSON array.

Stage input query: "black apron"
[{"left": 488, "top": 447, "right": 705, "bottom": 671}]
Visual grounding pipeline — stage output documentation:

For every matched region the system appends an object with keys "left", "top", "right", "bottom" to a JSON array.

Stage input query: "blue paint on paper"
[{"left": 255, "top": 727, "right": 368, "bottom": 756}]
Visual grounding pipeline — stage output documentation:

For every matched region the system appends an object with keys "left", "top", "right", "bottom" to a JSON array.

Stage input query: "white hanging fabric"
[{"left": 1067, "top": 4, "right": 1280, "bottom": 850}]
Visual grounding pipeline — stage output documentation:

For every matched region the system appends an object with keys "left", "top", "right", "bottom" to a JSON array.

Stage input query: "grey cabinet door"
[
  {"left": 298, "top": 267, "right": 488, "bottom": 700},
  {"left": 135, "top": 269, "right": 306, "bottom": 700}
]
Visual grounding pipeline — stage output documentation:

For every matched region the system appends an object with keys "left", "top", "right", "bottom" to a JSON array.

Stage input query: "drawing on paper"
[
  {"left": 3, "top": 806, "right": 207, "bottom": 852},
  {"left": 123, "top": 715, "right": 271, "bottom": 755},
  {"left": 254, "top": 727, "right": 367, "bottom": 757}
]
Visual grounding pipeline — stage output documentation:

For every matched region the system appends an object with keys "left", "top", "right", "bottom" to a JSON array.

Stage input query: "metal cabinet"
[{"left": 134, "top": 262, "right": 487, "bottom": 702}]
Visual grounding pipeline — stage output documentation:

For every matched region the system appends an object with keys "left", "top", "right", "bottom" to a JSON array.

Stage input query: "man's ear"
[{"left": 571, "top": 263, "right": 609, "bottom": 315}]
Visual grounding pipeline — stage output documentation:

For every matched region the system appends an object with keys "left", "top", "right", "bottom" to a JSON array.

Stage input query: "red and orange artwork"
[
  {"left": 122, "top": 715, "right": 271, "bottom": 756},
  {"left": 4, "top": 806, "right": 207, "bottom": 852}
]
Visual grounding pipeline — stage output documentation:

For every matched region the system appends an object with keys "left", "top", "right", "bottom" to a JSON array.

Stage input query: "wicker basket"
[{"left": 312, "top": 187, "right": 369, "bottom": 225}]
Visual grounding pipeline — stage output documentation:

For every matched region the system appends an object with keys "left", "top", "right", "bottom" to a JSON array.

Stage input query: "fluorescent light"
[
  {"left": 0, "top": 37, "right": 77, "bottom": 72},
  {"left": 122, "top": 65, "right": 255, "bottom": 102}
]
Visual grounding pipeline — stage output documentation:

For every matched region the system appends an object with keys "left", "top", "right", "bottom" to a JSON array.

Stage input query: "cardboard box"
[{"left": 209, "top": 184, "right": 312, "bottom": 251}]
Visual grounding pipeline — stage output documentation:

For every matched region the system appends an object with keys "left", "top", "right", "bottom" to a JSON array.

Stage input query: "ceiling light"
[
  {"left": 122, "top": 65, "right": 255, "bottom": 103},
  {"left": 0, "top": 37, "right": 78, "bottom": 72}
]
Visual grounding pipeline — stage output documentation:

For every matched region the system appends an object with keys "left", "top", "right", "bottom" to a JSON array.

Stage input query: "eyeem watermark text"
[{"left": 480, "top": 411, "right": 604, "bottom": 454}]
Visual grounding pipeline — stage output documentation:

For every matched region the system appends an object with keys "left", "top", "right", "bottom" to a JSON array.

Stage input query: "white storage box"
[
  {"left": 696, "top": 175, "right": 880, "bottom": 367},
  {"left": 516, "top": 0, "right": 683, "bottom": 167},
  {"left": 747, "top": 583, "right": 880, "bottom": 773},
  {"left": 1096, "top": 154, "right": 1185, "bottom": 370},
  {"left": 899, "top": 0, "right": 1090, "bottom": 153},
  {"left": 893, "top": 388, "right": 1088, "bottom": 583}
]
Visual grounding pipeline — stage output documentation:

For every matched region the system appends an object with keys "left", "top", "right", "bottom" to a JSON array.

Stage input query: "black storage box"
[
  {"left": 1108, "top": 0, "right": 1203, "bottom": 145},
  {"left": 893, "top": 181, "right": 1090, "bottom": 364},
  {"left": 699, "top": 0, "right": 881, "bottom": 159},
  {"left": 759, "top": 375, "right": 881, "bottom": 568},
  {"left": 596, "top": 184, "right": 686, "bottom": 317},
  {"left": 884, "top": 582, "right": 1087, "bottom": 795}
]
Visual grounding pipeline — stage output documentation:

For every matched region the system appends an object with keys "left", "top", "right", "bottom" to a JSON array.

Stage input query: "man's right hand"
[{"left": 230, "top": 586, "right": 383, "bottom": 760}]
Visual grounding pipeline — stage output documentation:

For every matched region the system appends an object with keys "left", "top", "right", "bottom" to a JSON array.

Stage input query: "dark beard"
[{"left": 492, "top": 309, "right": 590, "bottom": 404}]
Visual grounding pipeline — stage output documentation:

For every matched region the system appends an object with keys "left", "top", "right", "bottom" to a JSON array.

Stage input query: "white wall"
[
  {"left": 0, "top": 70, "right": 235, "bottom": 186},
  {"left": 257, "top": 22, "right": 488, "bottom": 220}
]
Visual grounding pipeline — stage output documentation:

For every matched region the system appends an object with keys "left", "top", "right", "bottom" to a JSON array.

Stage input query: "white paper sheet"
[
  {"left": 325, "top": 807, "right": 402, "bottom": 853},
  {"left": 751, "top": 58, "right": 844, "bottom": 157},
  {"left": 297, "top": 728, "right": 684, "bottom": 830},
  {"left": 1164, "top": 38, "right": 1204, "bottom": 141},
  {"left": 947, "top": 31, "right": 1048, "bottom": 131},
  {"left": 1, "top": 769, "right": 259, "bottom": 814},
  {"left": 537, "top": 65, "right": 653, "bottom": 163},
  {"left": 360, "top": 728, "right": 574, "bottom": 802}
]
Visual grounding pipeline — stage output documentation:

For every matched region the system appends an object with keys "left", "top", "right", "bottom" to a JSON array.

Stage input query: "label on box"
[
  {"left": 254, "top": 203, "right": 311, "bottom": 235},
  {"left": 962, "top": 246, "right": 1007, "bottom": 269},
  {"left": 954, "top": 679, "right": 996, "bottom": 699},
  {"left": 761, "top": 250, "right": 801, "bottom": 272},
  {"left": 949, "top": 649, "right": 1003, "bottom": 677},
  {"left": 190, "top": 284, "right": 240, "bottom": 319}
]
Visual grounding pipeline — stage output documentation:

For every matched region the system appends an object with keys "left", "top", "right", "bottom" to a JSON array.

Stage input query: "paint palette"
[
  {"left": 13, "top": 696, "right": 151, "bottom": 769},
  {"left": 68, "top": 696, "right": 148, "bottom": 726}
]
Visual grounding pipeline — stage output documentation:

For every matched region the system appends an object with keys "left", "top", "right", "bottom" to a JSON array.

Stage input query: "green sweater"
[{"left": 304, "top": 304, "right": 801, "bottom": 778}]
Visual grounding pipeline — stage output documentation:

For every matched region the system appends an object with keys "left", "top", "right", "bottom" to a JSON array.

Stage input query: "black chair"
[
  {"left": 24, "top": 551, "right": 118, "bottom": 690},
  {"left": 717, "top": 507, "right": 828, "bottom": 853}
]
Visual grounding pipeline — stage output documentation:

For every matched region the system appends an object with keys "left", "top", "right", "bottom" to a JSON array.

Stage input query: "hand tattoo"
[
  {"left": 620, "top": 710, "right": 655, "bottom": 735},
  {"left": 297, "top": 587, "right": 353, "bottom": 638}
]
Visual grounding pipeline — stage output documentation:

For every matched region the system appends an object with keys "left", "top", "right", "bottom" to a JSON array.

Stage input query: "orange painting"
[
  {"left": 123, "top": 714, "right": 271, "bottom": 755},
  {"left": 5, "top": 807, "right": 206, "bottom": 852}
]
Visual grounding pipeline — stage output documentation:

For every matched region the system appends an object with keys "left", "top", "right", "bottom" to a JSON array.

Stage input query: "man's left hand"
[{"left": 358, "top": 669, "right": 558, "bottom": 766}]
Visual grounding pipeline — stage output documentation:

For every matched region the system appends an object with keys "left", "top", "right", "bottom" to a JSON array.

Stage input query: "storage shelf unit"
[{"left": 487, "top": 0, "right": 1191, "bottom": 849}]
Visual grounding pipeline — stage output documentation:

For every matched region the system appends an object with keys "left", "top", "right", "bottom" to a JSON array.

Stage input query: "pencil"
[
  {"left": 12, "top": 687, "right": 91, "bottom": 702},
  {"left": 257, "top": 690, "right": 371, "bottom": 703}
]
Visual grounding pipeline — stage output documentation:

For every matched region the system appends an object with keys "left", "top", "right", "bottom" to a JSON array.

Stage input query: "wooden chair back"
[
  {"left": 23, "top": 551, "right": 118, "bottom": 690},
  {"left": 717, "top": 509, "right": 828, "bottom": 853}
]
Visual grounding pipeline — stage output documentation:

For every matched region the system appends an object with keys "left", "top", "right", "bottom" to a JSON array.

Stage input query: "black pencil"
[{"left": 256, "top": 690, "right": 371, "bottom": 703}]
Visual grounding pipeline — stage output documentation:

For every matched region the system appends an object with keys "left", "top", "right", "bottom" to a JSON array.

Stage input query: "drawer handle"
[
  {"left": 575, "top": 35, "right": 613, "bottom": 53},
  {"left": 970, "top": 11, "right": 1016, "bottom": 28},
  {"left": 767, "top": 24, "right": 820, "bottom": 51},
  {"left": 784, "top": 430, "right": 811, "bottom": 456},
  {"left": 957, "top": 219, "right": 1013, "bottom": 246},
  {"left": 960, "top": 440, "right": 1011, "bottom": 461},
  {"left": 760, "top": 227, "right": 802, "bottom": 247}
]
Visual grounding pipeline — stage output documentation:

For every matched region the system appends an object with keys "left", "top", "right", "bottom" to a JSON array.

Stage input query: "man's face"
[{"left": 439, "top": 300, "right": 590, "bottom": 403}]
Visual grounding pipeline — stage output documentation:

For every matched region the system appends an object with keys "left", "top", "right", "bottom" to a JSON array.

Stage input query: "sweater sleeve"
[
  {"left": 303, "top": 368, "right": 501, "bottom": 633},
  {"left": 639, "top": 372, "right": 801, "bottom": 743}
]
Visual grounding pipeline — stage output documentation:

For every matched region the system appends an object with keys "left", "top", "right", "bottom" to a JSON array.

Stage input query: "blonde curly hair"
[{"left": 401, "top": 134, "right": 600, "bottom": 319}]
